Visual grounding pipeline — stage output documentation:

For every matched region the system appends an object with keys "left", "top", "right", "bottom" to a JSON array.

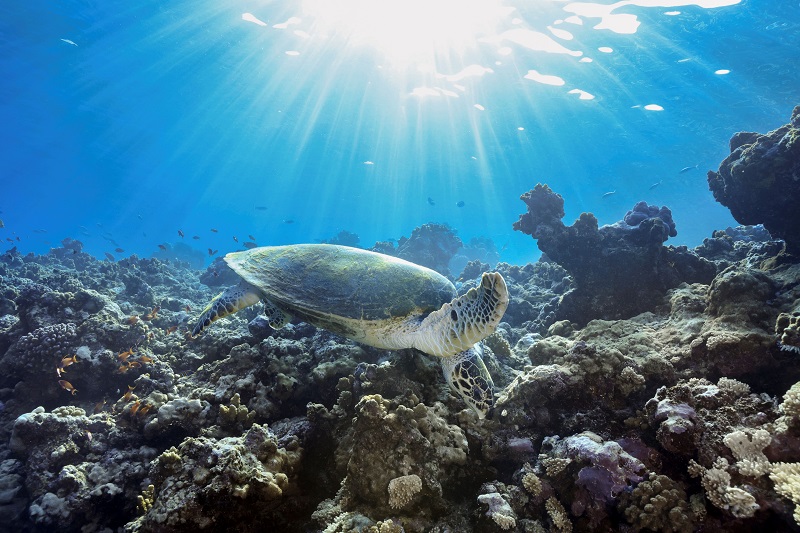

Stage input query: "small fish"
[
  {"left": 114, "top": 247, "right": 124, "bottom": 253},
  {"left": 208, "top": 248, "right": 218, "bottom": 256},
  {"left": 178, "top": 230, "right": 184, "bottom": 238},
  {"left": 138, "top": 403, "right": 153, "bottom": 416},
  {"left": 185, "top": 305, "right": 191, "bottom": 312},
  {"left": 127, "top": 316, "right": 139, "bottom": 325},
  {"left": 127, "top": 361, "right": 142, "bottom": 368},
  {"left": 602, "top": 190, "right": 617, "bottom": 198},
  {"left": 118, "top": 348, "right": 134, "bottom": 361},
  {"left": 649, "top": 181, "right": 662, "bottom": 190},
  {"left": 60, "top": 354, "right": 79, "bottom": 368},
  {"left": 210, "top": 228, "right": 218, "bottom": 233},
  {"left": 142, "top": 306, "right": 159, "bottom": 321},
  {"left": 117, "top": 364, "right": 130, "bottom": 374},
  {"left": 158, "top": 244, "right": 167, "bottom": 251},
  {"left": 0, "top": 219, "right": 3, "bottom": 228},
  {"left": 33, "top": 229, "right": 47, "bottom": 233},
  {"left": 58, "top": 380, "right": 78, "bottom": 395},
  {"left": 104, "top": 252, "right": 115, "bottom": 261},
  {"left": 679, "top": 165, "right": 698, "bottom": 174},
  {"left": 165, "top": 325, "right": 178, "bottom": 335},
  {"left": 248, "top": 234, "right": 256, "bottom": 241},
  {"left": 283, "top": 219, "right": 294, "bottom": 224},
  {"left": 244, "top": 241, "right": 258, "bottom": 249},
  {"left": 129, "top": 400, "right": 141, "bottom": 416},
  {"left": 137, "top": 214, "right": 143, "bottom": 219},
  {"left": 192, "top": 235, "right": 200, "bottom": 240},
  {"left": 427, "top": 197, "right": 435, "bottom": 206},
  {"left": 60, "top": 38, "right": 78, "bottom": 46},
  {"left": 137, "top": 355, "right": 154, "bottom": 364},
  {"left": 255, "top": 206, "right": 268, "bottom": 211},
  {"left": 86, "top": 431, "right": 92, "bottom": 441},
  {"left": 122, "top": 385, "right": 135, "bottom": 401},
  {"left": 5, "top": 238, "right": 12, "bottom": 242},
  {"left": 233, "top": 236, "right": 238, "bottom": 243},
  {"left": 456, "top": 201, "right": 465, "bottom": 208},
  {"left": 93, "top": 399, "right": 107, "bottom": 414}
]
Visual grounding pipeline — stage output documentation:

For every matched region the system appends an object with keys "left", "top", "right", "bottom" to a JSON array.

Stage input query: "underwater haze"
[
  {"left": 2, "top": 0, "right": 799, "bottom": 265},
  {"left": 5, "top": 2, "right": 800, "bottom": 532}
]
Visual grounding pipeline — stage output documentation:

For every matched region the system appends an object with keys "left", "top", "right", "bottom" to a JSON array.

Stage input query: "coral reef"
[
  {"left": 2, "top": 172, "right": 800, "bottom": 533},
  {"left": 707, "top": 105, "right": 800, "bottom": 255},
  {"left": 373, "top": 223, "right": 463, "bottom": 278},
  {"left": 513, "top": 184, "right": 717, "bottom": 325}
]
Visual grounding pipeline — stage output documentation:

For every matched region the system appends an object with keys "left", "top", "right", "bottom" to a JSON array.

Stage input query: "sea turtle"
[{"left": 192, "top": 244, "right": 509, "bottom": 416}]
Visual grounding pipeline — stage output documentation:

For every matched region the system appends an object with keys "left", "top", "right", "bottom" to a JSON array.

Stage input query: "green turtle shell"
[{"left": 225, "top": 244, "right": 457, "bottom": 326}]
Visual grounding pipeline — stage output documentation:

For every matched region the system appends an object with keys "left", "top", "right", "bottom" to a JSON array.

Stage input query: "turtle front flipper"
[
  {"left": 263, "top": 299, "right": 292, "bottom": 329},
  {"left": 414, "top": 272, "right": 509, "bottom": 357},
  {"left": 192, "top": 281, "right": 262, "bottom": 336},
  {"left": 441, "top": 345, "right": 494, "bottom": 418}
]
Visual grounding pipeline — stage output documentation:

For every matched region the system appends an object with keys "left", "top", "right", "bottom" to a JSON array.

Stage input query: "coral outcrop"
[
  {"left": 2, "top": 156, "right": 800, "bottom": 532},
  {"left": 708, "top": 105, "right": 800, "bottom": 255},
  {"left": 513, "top": 184, "right": 716, "bottom": 324}
]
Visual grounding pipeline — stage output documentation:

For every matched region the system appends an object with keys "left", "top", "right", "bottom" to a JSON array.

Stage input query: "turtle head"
[{"left": 441, "top": 344, "right": 494, "bottom": 418}]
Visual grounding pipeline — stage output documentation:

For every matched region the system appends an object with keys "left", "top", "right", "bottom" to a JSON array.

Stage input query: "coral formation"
[
  {"left": 708, "top": 105, "right": 800, "bottom": 255},
  {"left": 2, "top": 125, "right": 800, "bottom": 532},
  {"left": 513, "top": 184, "right": 716, "bottom": 324}
]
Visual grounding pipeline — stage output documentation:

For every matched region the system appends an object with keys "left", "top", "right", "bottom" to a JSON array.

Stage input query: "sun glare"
[{"left": 302, "top": 0, "right": 512, "bottom": 68}]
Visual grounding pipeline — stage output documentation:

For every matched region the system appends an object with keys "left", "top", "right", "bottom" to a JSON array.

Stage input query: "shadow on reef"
[{"left": 0, "top": 106, "right": 800, "bottom": 532}]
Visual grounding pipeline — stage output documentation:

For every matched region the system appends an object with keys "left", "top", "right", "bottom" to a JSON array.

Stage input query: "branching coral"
[
  {"left": 770, "top": 462, "right": 800, "bottom": 524},
  {"left": 688, "top": 457, "right": 759, "bottom": 518}
]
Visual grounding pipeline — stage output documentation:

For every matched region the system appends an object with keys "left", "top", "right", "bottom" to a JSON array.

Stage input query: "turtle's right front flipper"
[{"left": 192, "top": 281, "right": 262, "bottom": 336}]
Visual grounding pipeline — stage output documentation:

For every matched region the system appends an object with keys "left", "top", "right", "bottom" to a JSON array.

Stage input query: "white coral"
[
  {"left": 688, "top": 457, "right": 759, "bottom": 518},
  {"left": 723, "top": 428, "right": 771, "bottom": 477},
  {"left": 770, "top": 462, "right": 800, "bottom": 525},
  {"left": 477, "top": 491, "right": 516, "bottom": 530}
]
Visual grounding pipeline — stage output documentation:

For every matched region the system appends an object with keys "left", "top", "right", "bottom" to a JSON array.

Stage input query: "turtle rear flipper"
[
  {"left": 413, "top": 272, "right": 509, "bottom": 357},
  {"left": 441, "top": 345, "right": 494, "bottom": 418},
  {"left": 192, "top": 281, "right": 262, "bottom": 336}
]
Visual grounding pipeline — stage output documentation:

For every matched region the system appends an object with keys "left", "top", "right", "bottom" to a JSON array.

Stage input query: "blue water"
[{"left": 1, "top": 0, "right": 799, "bottom": 267}]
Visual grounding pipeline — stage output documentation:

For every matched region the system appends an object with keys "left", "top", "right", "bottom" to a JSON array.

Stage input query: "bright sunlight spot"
[{"left": 302, "top": 0, "right": 513, "bottom": 68}]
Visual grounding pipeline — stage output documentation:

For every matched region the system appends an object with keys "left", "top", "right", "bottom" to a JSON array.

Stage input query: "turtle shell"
[{"left": 224, "top": 244, "right": 457, "bottom": 323}]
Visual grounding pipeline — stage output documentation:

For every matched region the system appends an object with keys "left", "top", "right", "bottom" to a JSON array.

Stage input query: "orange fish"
[
  {"left": 118, "top": 348, "right": 134, "bottom": 361},
  {"left": 138, "top": 403, "right": 153, "bottom": 417},
  {"left": 58, "top": 380, "right": 78, "bottom": 395},
  {"left": 142, "top": 306, "right": 159, "bottom": 321},
  {"left": 93, "top": 399, "right": 107, "bottom": 413},
  {"left": 117, "top": 364, "right": 130, "bottom": 374},
  {"left": 127, "top": 316, "right": 139, "bottom": 325},
  {"left": 127, "top": 361, "right": 142, "bottom": 368},
  {"left": 130, "top": 400, "right": 141, "bottom": 416},
  {"left": 122, "top": 385, "right": 135, "bottom": 401},
  {"left": 56, "top": 354, "right": 78, "bottom": 376},
  {"left": 165, "top": 325, "right": 177, "bottom": 335},
  {"left": 138, "top": 355, "right": 153, "bottom": 364},
  {"left": 178, "top": 230, "right": 185, "bottom": 238}
]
